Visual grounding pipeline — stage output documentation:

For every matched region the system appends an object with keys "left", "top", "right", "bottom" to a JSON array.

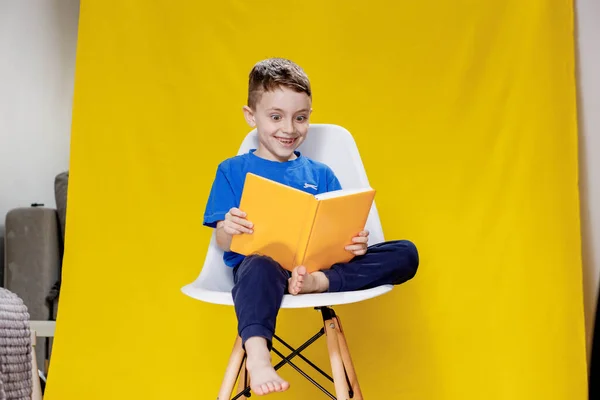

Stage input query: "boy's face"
[{"left": 243, "top": 86, "right": 312, "bottom": 162}]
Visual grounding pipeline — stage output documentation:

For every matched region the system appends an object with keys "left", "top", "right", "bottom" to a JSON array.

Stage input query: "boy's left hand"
[{"left": 345, "top": 230, "right": 369, "bottom": 256}]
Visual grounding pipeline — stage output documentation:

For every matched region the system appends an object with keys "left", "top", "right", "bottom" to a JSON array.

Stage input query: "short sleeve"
[
  {"left": 203, "top": 164, "right": 237, "bottom": 228},
  {"left": 326, "top": 167, "right": 342, "bottom": 192}
]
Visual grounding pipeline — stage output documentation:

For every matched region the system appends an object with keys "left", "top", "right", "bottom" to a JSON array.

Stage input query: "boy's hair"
[{"left": 247, "top": 58, "right": 312, "bottom": 109}]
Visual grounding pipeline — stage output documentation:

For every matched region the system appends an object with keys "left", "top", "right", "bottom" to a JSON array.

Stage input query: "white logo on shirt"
[{"left": 304, "top": 183, "right": 318, "bottom": 190}]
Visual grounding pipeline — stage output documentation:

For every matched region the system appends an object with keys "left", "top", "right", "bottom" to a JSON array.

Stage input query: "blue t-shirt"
[{"left": 203, "top": 149, "right": 342, "bottom": 267}]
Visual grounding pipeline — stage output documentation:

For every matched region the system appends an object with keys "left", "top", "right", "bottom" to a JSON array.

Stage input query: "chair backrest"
[{"left": 193, "top": 124, "right": 385, "bottom": 292}]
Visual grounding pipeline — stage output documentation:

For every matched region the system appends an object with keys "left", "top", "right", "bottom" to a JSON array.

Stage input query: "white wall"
[
  {"left": 576, "top": 0, "right": 600, "bottom": 362},
  {"left": 0, "top": 0, "right": 79, "bottom": 275}
]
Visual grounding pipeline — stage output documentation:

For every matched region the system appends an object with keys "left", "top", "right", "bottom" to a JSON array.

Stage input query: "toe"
[
  {"left": 266, "top": 382, "right": 276, "bottom": 393},
  {"left": 252, "top": 385, "right": 263, "bottom": 396}
]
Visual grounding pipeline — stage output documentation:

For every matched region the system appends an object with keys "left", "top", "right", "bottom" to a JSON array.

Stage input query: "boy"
[{"left": 203, "top": 58, "right": 419, "bottom": 396}]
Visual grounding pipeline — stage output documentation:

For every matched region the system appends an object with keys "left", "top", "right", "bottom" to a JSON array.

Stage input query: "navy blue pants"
[{"left": 231, "top": 240, "right": 419, "bottom": 348}]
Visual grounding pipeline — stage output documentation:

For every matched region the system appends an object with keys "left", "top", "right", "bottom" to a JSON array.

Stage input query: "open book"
[{"left": 230, "top": 173, "right": 376, "bottom": 272}]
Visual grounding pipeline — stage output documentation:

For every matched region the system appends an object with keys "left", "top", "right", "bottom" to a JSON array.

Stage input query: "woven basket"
[{"left": 0, "top": 288, "right": 32, "bottom": 400}]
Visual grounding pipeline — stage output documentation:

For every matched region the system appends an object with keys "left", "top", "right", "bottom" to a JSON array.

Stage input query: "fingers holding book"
[
  {"left": 223, "top": 207, "right": 254, "bottom": 235},
  {"left": 345, "top": 230, "right": 369, "bottom": 256}
]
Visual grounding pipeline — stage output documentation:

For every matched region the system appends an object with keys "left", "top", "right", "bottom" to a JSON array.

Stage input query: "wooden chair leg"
[
  {"left": 324, "top": 317, "right": 351, "bottom": 400},
  {"left": 236, "top": 357, "right": 250, "bottom": 400},
  {"left": 217, "top": 336, "right": 246, "bottom": 400},
  {"left": 334, "top": 316, "right": 363, "bottom": 399}
]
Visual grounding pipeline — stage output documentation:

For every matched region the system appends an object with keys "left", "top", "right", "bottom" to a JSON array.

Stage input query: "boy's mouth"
[{"left": 274, "top": 136, "right": 297, "bottom": 147}]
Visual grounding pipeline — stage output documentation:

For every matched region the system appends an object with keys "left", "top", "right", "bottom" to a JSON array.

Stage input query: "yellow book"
[{"left": 230, "top": 173, "right": 376, "bottom": 273}]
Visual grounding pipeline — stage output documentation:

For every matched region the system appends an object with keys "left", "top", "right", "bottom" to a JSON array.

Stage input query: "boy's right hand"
[{"left": 221, "top": 207, "right": 254, "bottom": 236}]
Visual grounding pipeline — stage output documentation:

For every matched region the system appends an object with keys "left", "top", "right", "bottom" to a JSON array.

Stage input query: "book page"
[
  {"left": 230, "top": 173, "right": 315, "bottom": 271},
  {"left": 301, "top": 189, "right": 376, "bottom": 272},
  {"left": 314, "top": 187, "right": 374, "bottom": 201}
]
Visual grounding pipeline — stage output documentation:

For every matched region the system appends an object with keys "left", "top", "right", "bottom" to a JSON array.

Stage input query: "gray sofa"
[{"left": 3, "top": 172, "right": 68, "bottom": 373}]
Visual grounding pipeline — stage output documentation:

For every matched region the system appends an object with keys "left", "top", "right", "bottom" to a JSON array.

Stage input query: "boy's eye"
[
  {"left": 271, "top": 114, "right": 281, "bottom": 121},
  {"left": 296, "top": 115, "right": 307, "bottom": 122}
]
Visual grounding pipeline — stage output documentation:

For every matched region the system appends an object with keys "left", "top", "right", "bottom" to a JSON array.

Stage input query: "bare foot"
[
  {"left": 245, "top": 337, "right": 289, "bottom": 396},
  {"left": 288, "top": 266, "right": 329, "bottom": 295}
]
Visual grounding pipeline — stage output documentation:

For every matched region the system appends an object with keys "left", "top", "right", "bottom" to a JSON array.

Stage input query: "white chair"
[{"left": 181, "top": 124, "right": 393, "bottom": 399}]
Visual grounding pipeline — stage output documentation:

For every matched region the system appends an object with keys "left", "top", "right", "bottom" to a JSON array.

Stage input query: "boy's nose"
[{"left": 282, "top": 119, "right": 294, "bottom": 134}]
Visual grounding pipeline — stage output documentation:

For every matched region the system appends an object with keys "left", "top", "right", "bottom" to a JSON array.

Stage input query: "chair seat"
[{"left": 181, "top": 283, "right": 393, "bottom": 309}]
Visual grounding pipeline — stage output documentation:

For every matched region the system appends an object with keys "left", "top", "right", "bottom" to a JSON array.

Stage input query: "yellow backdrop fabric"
[{"left": 44, "top": 1, "right": 587, "bottom": 399}]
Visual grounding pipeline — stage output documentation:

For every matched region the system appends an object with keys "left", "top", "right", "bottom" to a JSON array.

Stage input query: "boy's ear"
[{"left": 242, "top": 106, "right": 256, "bottom": 128}]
